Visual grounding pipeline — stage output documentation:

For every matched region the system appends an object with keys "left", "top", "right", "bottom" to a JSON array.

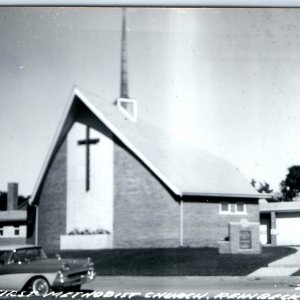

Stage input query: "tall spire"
[
  {"left": 115, "top": 8, "right": 137, "bottom": 123},
  {"left": 120, "top": 8, "right": 129, "bottom": 98}
]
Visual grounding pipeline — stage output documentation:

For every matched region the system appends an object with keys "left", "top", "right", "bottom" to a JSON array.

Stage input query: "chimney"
[{"left": 7, "top": 183, "right": 18, "bottom": 211}]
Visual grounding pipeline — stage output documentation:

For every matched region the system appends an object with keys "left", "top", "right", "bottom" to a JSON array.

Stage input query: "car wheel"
[{"left": 31, "top": 277, "right": 50, "bottom": 296}]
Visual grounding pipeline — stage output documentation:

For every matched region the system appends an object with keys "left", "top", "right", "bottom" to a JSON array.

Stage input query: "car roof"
[{"left": 0, "top": 245, "right": 39, "bottom": 251}]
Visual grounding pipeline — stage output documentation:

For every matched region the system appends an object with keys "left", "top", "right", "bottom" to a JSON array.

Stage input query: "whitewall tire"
[{"left": 31, "top": 277, "right": 50, "bottom": 296}]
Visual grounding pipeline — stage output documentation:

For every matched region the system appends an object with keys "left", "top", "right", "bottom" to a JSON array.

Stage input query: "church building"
[{"left": 28, "top": 11, "right": 267, "bottom": 252}]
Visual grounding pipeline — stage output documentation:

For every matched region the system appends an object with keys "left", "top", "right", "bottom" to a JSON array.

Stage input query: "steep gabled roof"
[{"left": 29, "top": 87, "right": 269, "bottom": 205}]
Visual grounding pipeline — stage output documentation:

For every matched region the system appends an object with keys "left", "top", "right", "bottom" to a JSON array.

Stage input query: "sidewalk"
[{"left": 248, "top": 247, "right": 300, "bottom": 277}]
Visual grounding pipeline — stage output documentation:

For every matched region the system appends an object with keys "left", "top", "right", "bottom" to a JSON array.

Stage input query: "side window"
[
  {"left": 237, "top": 203, "right": 246, "bottom": 213},
  {"left": 14, "top": 226, "right": 20, "bottom": 236},
  {"left": 221, "top": 202, "right": 229, "bottom": 212},
  {"left": 219, "top": 202, "right": 247, "bottom": 214},
  {"left": 11, "top": 249, "right": 27, "bottom": 263},
  {"left": 11, "top": 252, "right": 20, "bottom": 263}
]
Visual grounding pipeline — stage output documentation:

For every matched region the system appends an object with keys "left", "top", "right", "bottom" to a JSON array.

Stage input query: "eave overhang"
[{"left": 182, "top": 191, "right": 272, "bottom": 199}]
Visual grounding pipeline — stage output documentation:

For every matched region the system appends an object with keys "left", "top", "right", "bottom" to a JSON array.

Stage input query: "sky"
[{"left": 0, "top": 7, "right": 300, "bottom": 195}]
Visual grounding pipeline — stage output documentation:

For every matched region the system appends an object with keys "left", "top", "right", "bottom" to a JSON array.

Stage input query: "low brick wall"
[{"left": 218, "top": 241, "right": 231, "bottom": 254}]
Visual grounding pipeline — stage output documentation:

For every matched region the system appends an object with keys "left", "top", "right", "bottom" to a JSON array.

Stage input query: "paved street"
[
  {"left": 1, "top": 276, "right": 299, "bottom": 300},
  {"left": 82, "top": 276, "right": 300, "bottom": 297}
]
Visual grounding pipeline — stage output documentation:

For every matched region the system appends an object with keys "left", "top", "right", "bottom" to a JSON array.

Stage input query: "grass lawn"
[{"left": 50, "top": 246, "right": 295, "bottom": 276}]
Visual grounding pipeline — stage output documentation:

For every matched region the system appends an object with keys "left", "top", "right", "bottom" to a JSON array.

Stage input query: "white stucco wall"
[
  {"left": 0, "top": 225, "right": 26, "bottom": 238},
  {"left": 60, "top": 234, "right": 112, "bottom": 249},
  {"left": 66, "top": 122, "right": 114, "bottom": 235}
]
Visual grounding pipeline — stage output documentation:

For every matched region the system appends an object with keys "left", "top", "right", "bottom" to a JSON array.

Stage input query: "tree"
[
  {"left": 280, "top": 165, "right": 300, "bottom": 201},
  {"left": 257, "top": 182, "right": 273, "bottom": 194},
  {"left": 250, "top": 178, "right": 273, "bottom": 194},
  {"left": 250, "top": 179, "right": 257, "bottom": 188}
]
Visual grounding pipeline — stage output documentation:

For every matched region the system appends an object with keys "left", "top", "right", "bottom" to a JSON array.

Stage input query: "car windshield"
[
  {"left": 0, "top": 251, "right": 13, "bottom": 265},
  {"left": 10, "top": 247, "right": 48, "bottom": 264}
]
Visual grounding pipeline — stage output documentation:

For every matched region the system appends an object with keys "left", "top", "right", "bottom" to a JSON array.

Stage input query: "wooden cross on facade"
[{"left": 77, "top": 126, "right": 100, "bottom": 191}]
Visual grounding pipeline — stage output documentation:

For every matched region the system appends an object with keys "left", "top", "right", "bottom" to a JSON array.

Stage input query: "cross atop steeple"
[{"left": 116, "top": 8, "right": 137, "bottom": 123}]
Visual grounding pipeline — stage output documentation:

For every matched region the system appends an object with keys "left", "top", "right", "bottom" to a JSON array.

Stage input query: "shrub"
[{"left": 68, "top": 228, "right": 110, "bottom": 235}]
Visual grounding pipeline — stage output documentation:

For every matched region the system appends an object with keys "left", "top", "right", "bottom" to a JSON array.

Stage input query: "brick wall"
[
  {"left": 0, "top": 238, "right": 26, "bottom": 246},
  {"left": 27, "top": 205, "right": 36, "bottom": 245},
  {"left": 270, "top": 211, "right": 277, "bottom": 245},
  {"left": 229, "top": 221, "right": 261, "bottom": 254},
  {"left": 114, "top": 142, "right": 181, "bottom": 248},
  {"left": 183, "top": 199, "right": 259, "bottom": 247},
  {"left": 37, "top": 139, "right": 67, "bottom": 252}
]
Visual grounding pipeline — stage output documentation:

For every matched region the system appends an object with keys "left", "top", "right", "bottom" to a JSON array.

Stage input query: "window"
[
  {"left": 0, "top": 227, "right": 3, "bottom": 236},
  {"left": 237, "top": 203, "right": 246, "bottom": 213},
  {"left": 14, "top": 226, "right": 19, "bottom": 236},
  {"left": 0, "top": 250, "right": 12, "bottom": 264},
  {"left": 11, "top": 247, "right": 47, "bottom": 263},
  {"left": 219, "top": 203, "right": 247, "bottom": 214},
  {"left": 221, "top": 202, "right": 229, "bottom": 212},
  {"left": 116, "top": 98, "right": 137, "bottom": 122}
]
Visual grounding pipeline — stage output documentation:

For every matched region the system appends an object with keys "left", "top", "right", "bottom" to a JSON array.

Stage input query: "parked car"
[{"left": 0, "top": 245, "right": 96, "bottom": 295}]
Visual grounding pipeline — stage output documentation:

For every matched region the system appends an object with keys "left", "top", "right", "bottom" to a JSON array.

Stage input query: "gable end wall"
[
  {"left": 37, "top": 139, "right": 67, "bottom": 251},
  {"left": 113, "top": 142, "right": 181, "bottom": 248}
]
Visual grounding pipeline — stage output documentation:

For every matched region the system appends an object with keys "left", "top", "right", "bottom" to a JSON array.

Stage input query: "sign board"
[{"left": 240, "top": 230, "right": 252, "bottom": 249}]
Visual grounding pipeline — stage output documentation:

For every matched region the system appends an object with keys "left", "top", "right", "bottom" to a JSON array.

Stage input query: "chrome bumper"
[{"left": 53, "top": 268, "right": 96, "bottom": 288}]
